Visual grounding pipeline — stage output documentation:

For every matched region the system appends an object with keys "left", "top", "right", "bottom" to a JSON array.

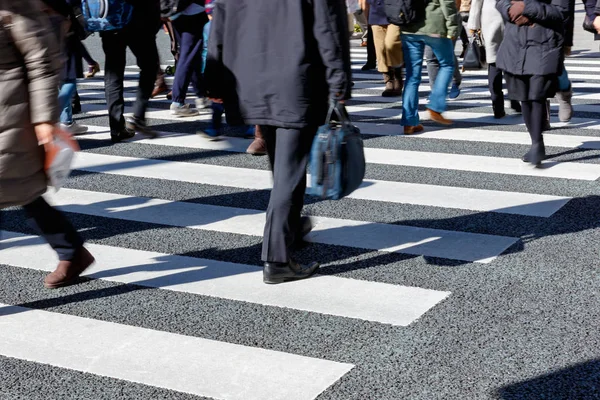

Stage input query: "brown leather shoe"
[
  {"left": 404, "top": 124, "right": 424, "bottom": 135},
  {"left": 44, "top": 247, "right": 95, "bottom": 289},
  {"left": 427, "top": 108, "right": 452, "bottom": 125},
  {"left": 246, "top": 138, "right": 267, "bottom": 155},
  {"left": 151, "top": 82, "right": 169, "bottom": 98}
]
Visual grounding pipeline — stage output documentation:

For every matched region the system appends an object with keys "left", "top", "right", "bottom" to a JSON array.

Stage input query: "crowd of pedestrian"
[{"left": 1, "top": 0, "right": 600, "bottom": 288}]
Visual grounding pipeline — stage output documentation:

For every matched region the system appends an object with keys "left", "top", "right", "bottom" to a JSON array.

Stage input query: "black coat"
[
  {"left": 495, "top": 0, "right": 569, "bottom": 76},
  {"left": 582, "top": 0, "right": 600, "bottom": 18},
  {"left": 204, "top": 0, "right": 352, "bottom": 129}
]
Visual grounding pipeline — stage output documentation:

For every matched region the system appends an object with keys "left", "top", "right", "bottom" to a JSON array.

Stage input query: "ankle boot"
[
  {"left": 556, "top": 86, "right": 573, "bottom": 122},
  {"left": 393, "top": 67, "right": 403, "bottom": 96},
  {"left": 522, "top": 140, "right": 546, "bottom": 165},
  {"left": 544, "top": 100, "right": 551, "bottom": 131},
  {"left": 246, "top": 125, "right": 267, "bottom": 156},
  {"left": 381, "top": 71, "right": 395, "bottom": 97},
  {"left": 492, "top": 95, "right": 506, "bottom": 119},
  {"left": 44, "top": 247, "right": 95, "bottom": 289}
]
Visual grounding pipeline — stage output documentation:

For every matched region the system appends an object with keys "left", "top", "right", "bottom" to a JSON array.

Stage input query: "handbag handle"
[{"left": 325, "top": 100, "right": 351, "bottom": 125}]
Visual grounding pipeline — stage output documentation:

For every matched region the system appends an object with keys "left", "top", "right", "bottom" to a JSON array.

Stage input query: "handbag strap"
[{"left": 325, "top": 100, "right": 351, "bottom": 125}]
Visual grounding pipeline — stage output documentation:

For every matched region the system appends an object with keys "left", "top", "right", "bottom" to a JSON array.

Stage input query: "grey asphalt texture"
[{"left": 2, "top": 7, "right": 600, "bottom": 400}]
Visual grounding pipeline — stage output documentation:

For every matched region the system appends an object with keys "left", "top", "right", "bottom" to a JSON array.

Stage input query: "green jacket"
[{"left": 402, "top": 0, "right": 459, "bottom": 39}]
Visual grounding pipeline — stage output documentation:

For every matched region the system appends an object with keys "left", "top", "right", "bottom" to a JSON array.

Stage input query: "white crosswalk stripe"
[{"left": 3, "top": 44, "right": 600, "bottom": 399}]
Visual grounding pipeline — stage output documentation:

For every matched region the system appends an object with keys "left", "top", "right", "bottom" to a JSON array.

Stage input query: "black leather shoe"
[
  {"left": 522, "top": 142, "right": 546, "bottom": 165},
  {"left": 125, "top": 116, "right": 158, "bottom": 139},
  {"left": 263, "top": 259, "right": 320, "bottom": 284},
  {"left": 361, "top": 62, "right": 376, "bottom": 71},
  {"left": 110, "top": 128, "right": 135, "bottom": 143}
]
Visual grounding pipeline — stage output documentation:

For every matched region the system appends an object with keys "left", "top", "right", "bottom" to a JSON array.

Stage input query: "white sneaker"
[
  {"left": 195, "top": 97, "right": 211, "bottom": 110},
  {"left": 60, "top": 122, "right": 88, "bottom": 135},
  {"left": 170, "top": 103, "right": 199, "bottom": 117}
]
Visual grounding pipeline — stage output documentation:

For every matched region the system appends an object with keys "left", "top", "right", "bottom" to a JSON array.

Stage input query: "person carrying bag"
[{"left": 0, "top": 0, "right": 94, "bottom": 289}]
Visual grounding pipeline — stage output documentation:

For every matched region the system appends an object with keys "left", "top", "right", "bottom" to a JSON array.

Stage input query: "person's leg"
[
  {"left": 172, "top": 15, "right": 206, "bottom": 106},
  {"left": 488, "top": 63, "right": 505, "bottom": 117},
  {"left": 127, "top": 25, "right": 159, "bottom": 125},
  {"left": 101, "top": 31, "right": 128, "bottom": 135},
  {"left": 521, "top": 99, "right": 546, "bottom": 164},
  {"left": 401, "top": 34, "right": 424, "bottom": 128},
  {"left": 385, "top": 24, "right": 404, "bottom": 94},
  {"left": 58, "top": 79, "right": 77, "bottom": 124},
  {"left": 362, "top": 25, "right": 377, "bottom": 70},
  {"left": 371, "top": 25, "right": 388, "bottom": 74},
  {"left": 261, "top": 125, "right": 316, "bottom": 264},
  {"left": 556, "top": 65, "right": 573, "bottom": 122},
  {"left": 425, "top": 36, "right": 455, "bottom": 114},
  {"left": 424, "top": 46, "right": 439, "bottom": 88},
  {"left": 79, "top": 41, "right": 96, "bottom": 65},
  {"left": 452, "top": 40, "right": 462, "bottom": 87},
  {"left": 22, "top": 197, "right": 84, "bottom": 262}
]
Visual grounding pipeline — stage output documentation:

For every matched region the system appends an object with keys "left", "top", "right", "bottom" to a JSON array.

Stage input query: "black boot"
[
  {"left": 522, "top": 141, "right": 546, "bottom": 165},
  {"left": 492, "top": 95, "right": 506, "bottom": 119},
  {"left": 510, "top": 100, "right": 522, "bottom": 114},
  {"left": 263, "top": 260, "right": 320, "bottom": 284}
]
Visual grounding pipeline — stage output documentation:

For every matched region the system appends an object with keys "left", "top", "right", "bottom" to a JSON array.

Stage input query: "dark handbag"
[
  {"left": 583, "top": 15, "right": 600, "bottom": 40},
  {"left": 462, "top": 32, "right": 486, "bottom": 71},
  {"left": 308, "top": 101, "right": 366, "bottom": 200}
]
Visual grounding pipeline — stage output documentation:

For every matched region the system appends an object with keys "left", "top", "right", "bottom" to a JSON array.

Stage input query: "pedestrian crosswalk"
[{"left": 2, "top": 44, "right": 600, "bottom": 399}]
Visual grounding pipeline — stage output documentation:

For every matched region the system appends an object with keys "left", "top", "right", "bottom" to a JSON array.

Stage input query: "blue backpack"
[
  {"left": 308, "top": 102, "right": 366, "bottom": 200},
  {"left": 81, "top": 0, "right": 134, "bottom": 32}
]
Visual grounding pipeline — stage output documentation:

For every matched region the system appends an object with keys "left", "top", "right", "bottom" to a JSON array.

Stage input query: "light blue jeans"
[
  {"left": 401, "top": 34, "right": 455, "bottom": 126},
  {"left": 202, "top": 20, "right": 210, "bottom": 73},
  {"left": 58, "top": 79, "right": 77, "bottom": 125}
]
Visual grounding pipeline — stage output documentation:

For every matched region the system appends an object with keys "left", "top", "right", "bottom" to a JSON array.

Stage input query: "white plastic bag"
[{"left": 44, "top": 128, "right": 79, "bottom": 190}]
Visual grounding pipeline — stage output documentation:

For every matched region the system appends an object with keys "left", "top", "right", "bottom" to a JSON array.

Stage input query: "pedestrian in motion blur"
[
  {"left": 495, "top": 0, "right": 569, "bottom": 165},
  {"left": 0, "top": 0, "right": 94, "bottom": 288},
  {"left": 205, "top": 0, "right": 351, "bottom": 284}
]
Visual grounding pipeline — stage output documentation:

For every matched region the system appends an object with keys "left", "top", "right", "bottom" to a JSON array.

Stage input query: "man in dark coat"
[{"left": 205, "top": 0, "right": 352, "bottom": 284}]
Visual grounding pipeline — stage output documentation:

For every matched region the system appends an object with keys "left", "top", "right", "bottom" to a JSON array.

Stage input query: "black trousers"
[
  {"left": 366, "top": 25, "right": 376, "bottom": 65},
  {"left": 521, "top": 100, "right": 546, "bottom": 144},
  {"left": 488, "top": 63, "right": 504, "bottom": 110},
  {"left": 101, "top": 25, "right": 159, "bottom": 134},
  {"left": 22, "top": 197, "right": 83, "bottom": 261},
  {"left": 261, "top": 125, "right": 317, "bottom": 263}
]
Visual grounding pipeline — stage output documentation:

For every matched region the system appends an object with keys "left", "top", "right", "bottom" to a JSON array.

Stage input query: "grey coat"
[
  {"left": 467, "top": 0, "right": 504, "bottom": 64},
  {"left": 0, "top": 0, "right": 60, "bottom": 209},
  {"left": 495, "top": 0, "right": 568, "bottom": 76}
]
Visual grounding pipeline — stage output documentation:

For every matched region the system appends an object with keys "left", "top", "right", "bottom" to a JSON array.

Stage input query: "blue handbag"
[{"left": 308, "top": 102, "right": 366, "bottom": 200}]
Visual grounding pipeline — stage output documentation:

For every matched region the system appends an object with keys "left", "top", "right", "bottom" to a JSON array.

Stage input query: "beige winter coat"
[{"left": 0, "top": 0, "right": 60, "bottom": 208}]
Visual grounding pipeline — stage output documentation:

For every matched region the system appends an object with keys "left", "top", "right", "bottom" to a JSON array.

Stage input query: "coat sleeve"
[
  {"left": 439, "top": 0, "right": 460, "bottom": 38},
  {"left": 7, "top": 2, "right": 60, "bottom": 125},
  {"left": 467, "top": 0, "right": 484, "bottom": 30},
  {"left": 496, "top": 0, "right": 513, "bottom": 22},
  {"left": 204, "top": 0, "right": 226, "bottom": 99},
  {"left": 312, "top": 0, "right": 352, "bottom": 101},
  {"left": 596, "top": 0, "right": 600, "bottom": 14},
  {"left": 582, "top": 0, "right": 597, "bottom": 19},
  {"left": 522, "top": 0, "right": 568, "bottom": 29}
]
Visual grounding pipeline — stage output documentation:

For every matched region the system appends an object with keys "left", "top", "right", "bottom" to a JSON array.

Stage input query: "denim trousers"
[
  {"left": 58, "top": 79, "right": 77, "bottom": 125},
  {"left": 401, "top": 34, "right": 455, "bottom": 126}
]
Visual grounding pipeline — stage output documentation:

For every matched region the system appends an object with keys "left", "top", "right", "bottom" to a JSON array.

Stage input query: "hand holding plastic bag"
[{"left": 42, "top": 125, "right": 80, "bottom": 191}]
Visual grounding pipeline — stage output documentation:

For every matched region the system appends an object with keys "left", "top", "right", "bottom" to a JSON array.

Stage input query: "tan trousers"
[{"left": 371, "top": 24, "right": 403, "bottom": 73}]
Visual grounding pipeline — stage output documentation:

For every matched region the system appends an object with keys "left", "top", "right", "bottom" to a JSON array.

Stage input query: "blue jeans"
[
  {"left": 558, "top": 66, "right": 570, "bottom": 92},
  {"left": 401, "top": 34, "right": 455, "bottom": 126},
  {"left": 202, "top": 20, "right": 210, "bottom": 73},
  {"left": 58, "top": 79, "right": 77, "bottom": 125}
]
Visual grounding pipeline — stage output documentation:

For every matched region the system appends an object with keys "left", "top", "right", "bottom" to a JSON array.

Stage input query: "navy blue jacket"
[{"left": 205, "top": 0, "right": 352, "bottom": 129}]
